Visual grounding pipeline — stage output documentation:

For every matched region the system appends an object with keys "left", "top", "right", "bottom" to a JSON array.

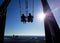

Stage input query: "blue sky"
[{"left": 0, "top": 0, "right": 60, "bottom": 36}]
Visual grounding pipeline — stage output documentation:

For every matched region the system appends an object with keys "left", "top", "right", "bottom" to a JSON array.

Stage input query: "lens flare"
[{"left": 37, "top": 12, "right": 46, "bottom": 21}]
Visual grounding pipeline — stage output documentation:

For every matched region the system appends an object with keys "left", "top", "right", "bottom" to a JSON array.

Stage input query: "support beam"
[
  {"left": 41, "top": 0, "right": 60, "bottom": 43},
  {"left": 0, "top": 0, "right": 10, "bottom": 43}
]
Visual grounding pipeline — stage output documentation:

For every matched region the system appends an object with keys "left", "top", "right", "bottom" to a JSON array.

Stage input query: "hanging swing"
[
  {"left": 19, "top": 0, "right": 34, "bottom": 23},
  {"left": 19, "top": 0, "right": 26, "bottom": 23},
  {"left": 27, "top": 0, "right": 34, "bottom": 22}
]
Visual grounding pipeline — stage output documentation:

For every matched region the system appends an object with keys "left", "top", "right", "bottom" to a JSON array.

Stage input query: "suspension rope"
[
  {"left": 32, "top": 0, "right": 34, "bottom": 16},
  {"left": 19, "top": 0, "right": 22, "bottom": 16},
  {"left": 25, "top": 0, "right": 28, "bottom": 16}
]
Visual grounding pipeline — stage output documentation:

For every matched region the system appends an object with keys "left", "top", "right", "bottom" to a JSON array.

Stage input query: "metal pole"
[
  {"left": 41, "top": 0, "right": 60, "bottom": 43},
  {"left": 0, "top": 0, "right": 11, "bottom": 43}
]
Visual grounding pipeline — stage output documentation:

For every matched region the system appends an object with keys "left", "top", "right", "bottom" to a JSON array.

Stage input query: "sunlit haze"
[{"left": 37, "top": 12, "right": 46, "bottom": 21}]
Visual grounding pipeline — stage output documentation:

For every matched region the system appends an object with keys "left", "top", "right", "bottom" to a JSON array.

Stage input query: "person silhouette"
[
  {"left": 21, "top": 14, "right": 26, "bottom": 23},
  {"left": 28, "top": 13, "right": 33, "bottom": 22}
]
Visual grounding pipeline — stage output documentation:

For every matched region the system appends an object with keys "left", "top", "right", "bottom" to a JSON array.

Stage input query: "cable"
[
  {"left": 19, "top": 0, "right": 22, "bottom": 16},
  {"left": 25, "top": 0, "right": 28, "bottom": 16},
  {"left": 32, "top": 0, "right": 34, "bottom": 16}
]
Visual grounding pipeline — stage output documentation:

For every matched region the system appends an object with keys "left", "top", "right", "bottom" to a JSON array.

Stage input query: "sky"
[{"left": 0, "top": 0, "right": 60, "bottom": 36}]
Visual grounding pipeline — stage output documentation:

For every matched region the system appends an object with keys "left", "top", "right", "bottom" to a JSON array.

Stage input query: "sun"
[{"left": 37, "top": 12, "right": 46, "bottom": 21}]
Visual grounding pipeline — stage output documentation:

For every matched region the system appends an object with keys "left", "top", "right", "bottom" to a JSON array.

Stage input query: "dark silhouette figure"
[
  {"left": 21, "top": 14, "right": 26, "bottom": 23},
  {"left": 28, "top": 13, "right": 33, "bottom": 22}
]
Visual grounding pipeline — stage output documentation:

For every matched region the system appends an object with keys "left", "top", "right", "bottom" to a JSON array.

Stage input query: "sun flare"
[{"left": 37, "top": 12, "right": 46, "bottom": 21}]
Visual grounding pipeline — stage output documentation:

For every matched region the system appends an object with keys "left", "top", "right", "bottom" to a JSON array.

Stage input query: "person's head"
[
  {"left": 29, "top": 13, "right": 31, "bottom": 16},
  {"left": 22, "top": 14, "right": 24, "bottom": 16}
]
